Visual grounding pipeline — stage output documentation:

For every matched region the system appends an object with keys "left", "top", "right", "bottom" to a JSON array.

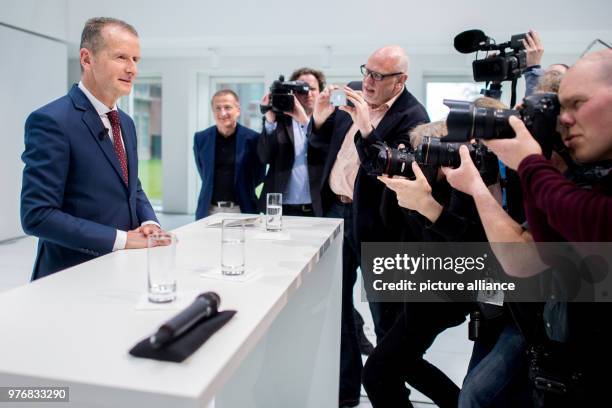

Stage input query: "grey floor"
[{"left": 0, "top": 213, "right": 472, "bottom": 407}]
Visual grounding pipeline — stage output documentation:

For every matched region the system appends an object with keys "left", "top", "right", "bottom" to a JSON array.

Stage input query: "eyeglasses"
[
  {"left": 360, "top": 64, "right": 403, "bottom": 81},
  {"left": 580, "top": 38, "right": 612, "bottom": 57}
]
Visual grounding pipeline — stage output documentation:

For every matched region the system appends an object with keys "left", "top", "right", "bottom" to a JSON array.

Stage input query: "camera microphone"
[
  {"left": 149, "top": 292, "right": 221, "bottom": 349},
  {"left": 98, "top": 128, "right": 109, "bottom": 141},
  {"left": 454, "top": 29, "right": 490, "bottom": 54}
]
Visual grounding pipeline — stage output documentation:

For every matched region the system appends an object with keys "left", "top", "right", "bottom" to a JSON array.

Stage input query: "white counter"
[{"left": 0, "top": 214, "right": 343, "bottom": 407}]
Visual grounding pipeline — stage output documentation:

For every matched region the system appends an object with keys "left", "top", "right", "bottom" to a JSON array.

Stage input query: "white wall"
[
  {"left": 63, "top": 0, "right": 612, "bottom": 56},
  {"left": 0, "top": 4, "right": 68, "bottom": 241},
  {"left": 1, "top": 0, "right": 68, "bottom": 41}
]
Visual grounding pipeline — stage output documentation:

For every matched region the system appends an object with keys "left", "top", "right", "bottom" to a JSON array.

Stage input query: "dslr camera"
[
  {"left": 367, "top": 138, "right": 499, "bottom": 186},
  {"left": 454, "top": 29, "right": 528, "bottom": 82},
  {"left": 444, "top": 92, "right": 561, "bottom": 159},
  {"left": 260, "top": 75, "right": 311, "bottom": 114}
]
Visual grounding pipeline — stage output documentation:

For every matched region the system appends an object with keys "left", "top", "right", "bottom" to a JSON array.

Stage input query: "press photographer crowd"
[
  {"left": 20, "top": 16, "right": 611, "bottom": 408},
  {"left": 238, "top": 29, "right": 610, "bottom": 407}
]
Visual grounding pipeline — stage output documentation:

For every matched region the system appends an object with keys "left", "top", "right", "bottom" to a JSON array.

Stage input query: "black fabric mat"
[{"left": 129, "top": 310, "right": 236, "bottom": 362}]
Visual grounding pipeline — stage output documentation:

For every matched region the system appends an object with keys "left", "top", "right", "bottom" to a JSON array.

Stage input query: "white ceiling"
[{"left": 64, "top": 0, "right": 612, "bottom": 57}]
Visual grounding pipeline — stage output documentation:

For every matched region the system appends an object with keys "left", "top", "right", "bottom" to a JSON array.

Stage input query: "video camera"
[
  {"left": 454, "top": 29, "right": 528, "bottom": 82},
  {"left": 260, "top": 75, "right": 311, "bottom": 114}
]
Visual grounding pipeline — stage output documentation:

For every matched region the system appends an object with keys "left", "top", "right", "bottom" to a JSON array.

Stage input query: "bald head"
[
  {"left": 362, "top": 45, "right": 410, "bottom": 106},
  {"left": 573, "top": 49, "right": 612, "bottom": 86},
  {"left": 557, "top": 48, "right": 612, "bottom": 163},
  {"left": 370, "top": 45, "right": 410, "bottom": 75}
]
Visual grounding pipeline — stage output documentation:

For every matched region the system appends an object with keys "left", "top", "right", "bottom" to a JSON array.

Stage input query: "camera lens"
[
  {"left": 387, "top": 148, "right": 416, "bottom": 178},
  {"left": 444, "top": 99, "right": 519, "bottom": 142},
  {"left": 366, "top": 142, "right": 415, "bottom": 178},
  {"left": 471, "top": 106, "right": 517, "bottom": 140},
  {"left": 416, "top": 137, "right": 461, "bottom": 168}
]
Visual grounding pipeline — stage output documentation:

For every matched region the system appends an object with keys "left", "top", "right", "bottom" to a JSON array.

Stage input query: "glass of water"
[
  {"left": 147, "top": 232, "right": 177, "bottom": 303},
  {"left": 266, "top": 193, "right": 283, "bottom": 232},
  {"left": 221, "top": 219, "right": 245, "bottom": 275}
]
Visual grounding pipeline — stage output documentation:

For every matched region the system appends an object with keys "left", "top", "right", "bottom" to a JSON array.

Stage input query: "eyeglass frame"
[
  {"left": 580, "top": 38, "right": 612, "bottom": 57},
  {"left": 360, "top": 64, "right": 404, "bottom": 81}
]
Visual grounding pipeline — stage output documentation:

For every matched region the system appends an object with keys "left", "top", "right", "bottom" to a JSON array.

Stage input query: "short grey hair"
[
  {"left": 211, "top": 89, "right": 240, "bottom": 105},
  {"left": 80, "top": 17, "right": 138, "bottom": 54}
]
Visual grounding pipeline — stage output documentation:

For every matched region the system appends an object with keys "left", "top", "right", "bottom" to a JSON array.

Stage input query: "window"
[
  {"left": 424, "top": 77, "right": 482, "bottom": 121},
  {"left": 209, "top": 77, "right": 265, "bottom": 131},
  {"left": 119, "top": 78, "right": 163, "bottom": 207}
]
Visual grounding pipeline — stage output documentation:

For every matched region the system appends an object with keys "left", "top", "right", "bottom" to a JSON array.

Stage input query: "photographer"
[
  {"left": 485, "top": 50, "right": 612, "bottom": 242},
  {"left": 487, "top": 32, "right": 569, "bottom": 225},
  {"left": 258, "top": 67, "right": 327, "bottom": 217},
  {"left": 457, "top": 49, "right": 612, "bottom": 406},
  {"left": 362, "top": 121, "right": 489, "bottom": 408},
  {"left": 443, "top": 144, "right": 544, "bottom": 408},
  {"left": 310, "top": 46, "right": 429, "bottom": 407}
]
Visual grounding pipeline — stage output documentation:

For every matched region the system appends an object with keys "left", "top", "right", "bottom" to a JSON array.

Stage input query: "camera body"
[
  {"left": 260, "top": 75, "right": 310, "bottom": 114},
  {"left": 368, "top": 142, "right": 417, "bottom": 178},
  {"left": 472, "top": 34, "right": 527, "bottom": 82},
  {"left": 444, "top": 92, "right": 561, "bottom": 160},
  {"left": 454, "top": 30, "right": 528, "bottom": 82}
]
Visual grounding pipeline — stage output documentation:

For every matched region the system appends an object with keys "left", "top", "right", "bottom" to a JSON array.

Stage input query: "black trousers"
[{"left": 363, "top": 302, "right": 470, "bottom": 408}]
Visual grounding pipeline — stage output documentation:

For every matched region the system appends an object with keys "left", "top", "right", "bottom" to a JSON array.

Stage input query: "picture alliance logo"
[{"left": 372, "top": 253, "right": 488, "bottom": 275}]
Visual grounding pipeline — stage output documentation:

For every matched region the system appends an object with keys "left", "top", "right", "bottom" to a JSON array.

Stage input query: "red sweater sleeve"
[{"left": 518, "top": 154, "right": 612, "bottom": 242}]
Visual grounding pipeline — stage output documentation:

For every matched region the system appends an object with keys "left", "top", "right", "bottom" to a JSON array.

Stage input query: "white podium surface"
[{"left": 0, "top": 215, "right": 343, "bottom": 408}]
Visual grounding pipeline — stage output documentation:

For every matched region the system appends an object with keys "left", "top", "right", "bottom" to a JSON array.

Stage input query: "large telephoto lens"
[
  {"left": 415, "top": 137, "right": 474, "bottom": 168},
  {"left": 444, "top": 99, "right": 519, "bottom": 142}
]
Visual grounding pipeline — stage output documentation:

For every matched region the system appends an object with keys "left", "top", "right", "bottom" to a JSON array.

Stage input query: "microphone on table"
[{"left": 149, "top": 292, "right": 221, "bottom": 349}]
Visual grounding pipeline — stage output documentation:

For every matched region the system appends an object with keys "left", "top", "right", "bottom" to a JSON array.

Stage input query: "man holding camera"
[
  {"left": 448, "top": 49, "right": 612, "bottom": 406},
  {"left": 311, "top": 45, "right": 429, "bottom": 407},
  {"left": 258, "top": 67, "right": 327, "bottom": 217},
  {"left": 485, "top": 49, "right": 612, "bottom": 242}
]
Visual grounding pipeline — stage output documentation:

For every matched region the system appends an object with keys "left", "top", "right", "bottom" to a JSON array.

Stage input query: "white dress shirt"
[{"left": 78, "top": 81, "right": 159, "bottom": 251}]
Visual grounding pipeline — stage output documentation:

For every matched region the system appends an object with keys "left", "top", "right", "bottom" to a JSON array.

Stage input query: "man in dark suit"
[
  {"left": 21, "top": 17, "right": 162, "bottom": 281},
  {"left": 258, "top": 67, "right": 327, "bottom": 217},
  {"left": 193, "top": 90, "right": 264, "bottom": 219},
  {"left": 311, "top": 45, "right": 429, "bottom": 407}
]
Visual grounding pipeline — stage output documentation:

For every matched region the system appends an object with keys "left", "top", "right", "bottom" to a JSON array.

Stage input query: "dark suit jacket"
[
  {"left": 21, "top": 84, "right": 158, "bottom": 280},
  {"left": 257, "top": 114, "right": 327, "bottom": 216},
  {"left": 310, "top": 84, "right": 429, "bottom": 245},
  {"left": 193, "top": 123, "right": 264, "bottom": 219}
]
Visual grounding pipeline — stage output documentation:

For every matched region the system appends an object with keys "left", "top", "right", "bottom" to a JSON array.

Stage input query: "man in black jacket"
[
  {"left": 258, "top": 67, "right": 327, "bottom": 216},
  {"left": 310, "top": 45, "right": 429, "bottom": 407}
]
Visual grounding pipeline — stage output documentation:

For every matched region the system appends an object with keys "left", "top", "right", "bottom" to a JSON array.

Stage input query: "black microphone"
[
  {"left": 98, "top": 128, "right": 109, "bottom": 141},
  {"left": 149, "top": 292, "right": 221, "bottom": 349},
  {"left": 454, "top": 29, "right": 489, "bottom": 54}
]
